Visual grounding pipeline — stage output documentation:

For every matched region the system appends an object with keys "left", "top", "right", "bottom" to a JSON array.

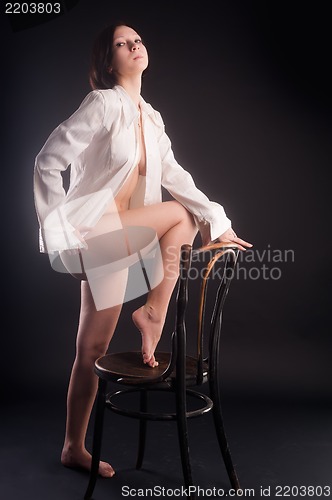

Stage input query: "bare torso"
[{"left": 105, "top": 116, "right": 146, "bottom": 214}]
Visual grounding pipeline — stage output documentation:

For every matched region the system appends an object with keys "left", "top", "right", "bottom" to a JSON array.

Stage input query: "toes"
[
  {"left": 142, "top": 352, "right": 150, "bottom": 364},
  {"left": 149, "top": 355, "right": 159, "bottom": 367},
  {"left": 142, "top": 352, "right": 158, "bottom": 368},
  {"left": 99, "top": 462, "right": 115, "bottom": 478}
]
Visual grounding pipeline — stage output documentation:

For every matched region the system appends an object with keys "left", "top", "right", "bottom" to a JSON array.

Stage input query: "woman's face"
[{"left": 109, "top": 25, "right": 148, "bottom": 79}]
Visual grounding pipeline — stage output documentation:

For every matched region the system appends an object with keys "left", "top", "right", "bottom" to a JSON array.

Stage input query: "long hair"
[{"left": 89, "top": 22, "right": 135, "bottom": 90}]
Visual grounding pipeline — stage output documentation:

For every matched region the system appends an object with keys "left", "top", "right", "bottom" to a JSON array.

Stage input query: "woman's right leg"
[{"left": 61, "top": 280, "right": 123, "bottom": 477}]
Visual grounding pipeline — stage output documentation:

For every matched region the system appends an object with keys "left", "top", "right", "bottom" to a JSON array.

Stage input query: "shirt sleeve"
[
  {"left": 156, "top": 112, "right": 232, "bottom": 245},
  {"left": 33, "top": 90, "right": 105, "bottom": 253}
]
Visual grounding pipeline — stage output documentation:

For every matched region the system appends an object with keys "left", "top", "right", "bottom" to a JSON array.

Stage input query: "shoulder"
[
  {"left": 80, "top": 88, "right": 121, "bottom": 110},
  {"left": 78, "top": 88, "right": 122, "bottom": 127},
  {"left": 142, "top": 99, "right": 165, "bottom": 130}
]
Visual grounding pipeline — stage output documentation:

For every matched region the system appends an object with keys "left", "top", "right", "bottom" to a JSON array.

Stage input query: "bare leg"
[
  {"left": 88, "top": 200, "right": 197, "bottom": 366},
  {"left": 61, "top": 281, "right": 122, "bottom": 477},
  {"left": 118, "top": 201, "right": 198, "bottom": 366},
  {"left": 61, "top": 200, "right": 197, "bottom": 476}
]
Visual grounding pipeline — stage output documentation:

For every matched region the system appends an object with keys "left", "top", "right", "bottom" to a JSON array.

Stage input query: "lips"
[{"left": 133, "top": 55, "right": 144, "bottom": 60}]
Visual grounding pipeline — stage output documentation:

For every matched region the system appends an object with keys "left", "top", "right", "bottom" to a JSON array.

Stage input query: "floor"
[{"left": 1, "top": 389, "right": 331, "bottom": 500}]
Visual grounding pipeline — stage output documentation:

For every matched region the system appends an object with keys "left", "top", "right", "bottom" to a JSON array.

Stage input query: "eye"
[
  {"left": 135, "top": 39, "right": 142, "bottom": 44},
  {"left": 115, "top": 42, "right": 125, "bottom": 48}
]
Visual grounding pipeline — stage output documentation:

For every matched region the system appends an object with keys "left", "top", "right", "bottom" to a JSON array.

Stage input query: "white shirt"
[{"left": 33, "top": 85, "right": 231, "bottom": 254}]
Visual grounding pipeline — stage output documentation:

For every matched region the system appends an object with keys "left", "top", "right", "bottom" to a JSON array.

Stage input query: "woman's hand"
[{"left": 216, "top": 227, "right": 253, "bottom": 251}]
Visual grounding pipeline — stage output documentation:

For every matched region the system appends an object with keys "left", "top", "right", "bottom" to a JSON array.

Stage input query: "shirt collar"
[{"left": 113, "top": 85, "right": 156, "bottom": 128}]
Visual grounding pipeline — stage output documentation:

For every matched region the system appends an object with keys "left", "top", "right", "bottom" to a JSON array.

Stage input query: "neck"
[{"left": 117, "top": 75, "right": 142, "bottom": 108}]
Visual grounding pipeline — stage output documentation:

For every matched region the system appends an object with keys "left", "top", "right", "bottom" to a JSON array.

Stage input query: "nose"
[{"left": 131, "top": 43, "right": 139, "bottom": 51}]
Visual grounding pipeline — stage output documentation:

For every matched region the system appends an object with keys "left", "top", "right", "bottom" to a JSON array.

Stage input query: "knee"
[
  {"left": 178, "top": 203, "right": 197, "bottom": 237},
  {"left": 170, "top": 201, "right": 196, "bottom": 227},
  {"left": 76, "top": 341, "right": 109, "bottom": 366},
  {"left": 75, "top": 303, "right": 122, "bottom": 365},
  {"left": 90, "top": 342, "right": 109, "bottom": 361}
]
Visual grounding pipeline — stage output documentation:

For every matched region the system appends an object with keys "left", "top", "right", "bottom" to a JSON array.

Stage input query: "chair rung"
[{"left": 105, "top": 387, "right": 213, "bottom": 421}]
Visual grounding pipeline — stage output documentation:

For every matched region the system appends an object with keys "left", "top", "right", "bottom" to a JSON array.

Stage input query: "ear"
[{"left": 107, "top": 66, "right": 113, "bottom": 73}]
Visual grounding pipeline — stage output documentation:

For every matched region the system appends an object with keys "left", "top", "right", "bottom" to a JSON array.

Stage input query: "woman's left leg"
[
  {"left": 83, "top": 200, "right": 198, "bottom": 367},
  {"left": 128, "top": 203, "right": 198, "bottom": 366}
]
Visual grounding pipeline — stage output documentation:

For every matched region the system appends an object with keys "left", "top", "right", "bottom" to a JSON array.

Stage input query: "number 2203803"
[
  {"left": 5, "top": 3, "right": 61, "bottom": 14},
  {"left": 274, "top": 485, "right": 331, "bottom": 497}
]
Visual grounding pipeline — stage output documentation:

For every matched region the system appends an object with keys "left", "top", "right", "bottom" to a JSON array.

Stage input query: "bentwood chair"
[{"left": 84, "top": 241, "right": 241, "bottom": 500}]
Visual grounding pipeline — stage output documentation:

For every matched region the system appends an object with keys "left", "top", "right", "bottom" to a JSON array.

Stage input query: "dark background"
[{"left": 1, "top": 0, "right": 331, "bottom": 497}]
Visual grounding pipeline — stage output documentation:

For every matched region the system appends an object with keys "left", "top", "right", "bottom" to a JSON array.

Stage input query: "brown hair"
[{"left": 89, "top": 22, "right": 137, "bottom": 90}]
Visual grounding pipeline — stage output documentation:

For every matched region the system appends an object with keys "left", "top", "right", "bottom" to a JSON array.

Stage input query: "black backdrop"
[{"left": 1, "top": 0, "right": 331, "bottom": 403}]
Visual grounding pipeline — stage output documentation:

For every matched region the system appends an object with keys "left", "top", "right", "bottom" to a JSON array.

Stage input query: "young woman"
[{"left": 33, "top": 23, "right": 252, "bottom": 478}]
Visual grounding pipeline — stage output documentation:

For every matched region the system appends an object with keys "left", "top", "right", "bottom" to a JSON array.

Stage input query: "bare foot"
[
  {"left": 132, "top": 305, "right": 164, "bottom": 367},
  {"left": 61, "top": 446, "right": 115, "bottom": 478}
]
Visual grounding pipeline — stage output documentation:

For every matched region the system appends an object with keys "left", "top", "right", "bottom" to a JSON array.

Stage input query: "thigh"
[
  {"left": 75, "top": 281, "right": 123, "bottom": 359},
  {"left": 87, "top": 200, "right": 190, "bottom": 242}
]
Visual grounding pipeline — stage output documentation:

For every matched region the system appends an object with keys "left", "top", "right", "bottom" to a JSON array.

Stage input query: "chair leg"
[
  {"left": 136, "top": 389, "right": 148, "bottom": 469},
  {"left": 176, "top": 389, "right": 196, "bottom": 499},
  {"left": 209, "top": 373, "right": 240, "bottom": 491},
  {"left": 84, "top": 377, "right": 108, "bottom": 500},
  {"left": 175, "top": 362, "right": 195, "bottom": 499}
]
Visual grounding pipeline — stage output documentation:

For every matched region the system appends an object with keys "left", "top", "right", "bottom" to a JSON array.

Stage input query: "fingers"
[
  {"left": 217, "top": 236, "right": 253, "bottom": 251},
  {"left": 230, "top": 241, "right": 247, "bottom": 251},
  {"left": 233, "top": 243, "right": 247, "bottom": 251},
  {"left": 233, "top": 237, "right": 253, "bottom": 248}
]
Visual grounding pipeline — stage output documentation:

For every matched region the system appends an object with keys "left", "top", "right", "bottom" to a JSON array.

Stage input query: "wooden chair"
[{"left": 84, "top": 241, "right": 241, "bottom": 500}]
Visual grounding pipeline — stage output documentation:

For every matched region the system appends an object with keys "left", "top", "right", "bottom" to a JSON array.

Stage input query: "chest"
[{"left": 137, "top": 119, "right": 146, "bottom": 175}]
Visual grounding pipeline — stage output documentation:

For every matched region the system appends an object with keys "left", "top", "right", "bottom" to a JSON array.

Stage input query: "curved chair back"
[{"left": 173, "top": 242, "right": 239, "bottom": 387}]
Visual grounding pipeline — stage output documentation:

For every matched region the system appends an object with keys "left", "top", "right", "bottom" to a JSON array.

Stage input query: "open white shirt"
[{"left": 33, "top": 85, "right": 231, "bottom": 254}]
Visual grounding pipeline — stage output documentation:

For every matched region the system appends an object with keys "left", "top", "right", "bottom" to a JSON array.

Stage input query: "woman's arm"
[
  {"left": 156, "top": 114, "right": 230, "bottom": 244},
  {"left": 157, "top": 113, "right": 252, "bottom": 249},
  {"left": 33, "top": 90, "right": 106, "bottom": 253}
]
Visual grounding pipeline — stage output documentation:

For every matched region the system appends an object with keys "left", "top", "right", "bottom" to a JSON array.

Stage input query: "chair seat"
[{"left": 95, "top": 351, "right": 209, "bottom": 385}]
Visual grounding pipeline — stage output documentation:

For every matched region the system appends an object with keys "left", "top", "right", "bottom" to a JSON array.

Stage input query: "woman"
[{"left": 33, "top": 22, "right": 252, "bottom": 478}]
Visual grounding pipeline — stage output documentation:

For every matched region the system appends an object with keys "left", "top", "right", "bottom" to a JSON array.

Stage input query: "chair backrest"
[
  {"left": 174, "top": 242, "right": 240, "bottom": 385},
  {"left": 92, "top": 241, "right": 240, "bottom": 387}
]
